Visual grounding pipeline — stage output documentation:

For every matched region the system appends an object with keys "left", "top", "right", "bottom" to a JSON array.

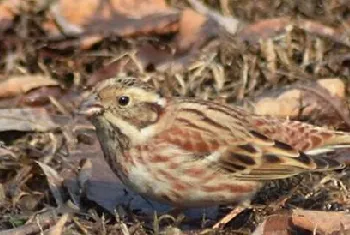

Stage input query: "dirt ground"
[{"left": 0, "top": 0, "right": 350, "bottom": 234}]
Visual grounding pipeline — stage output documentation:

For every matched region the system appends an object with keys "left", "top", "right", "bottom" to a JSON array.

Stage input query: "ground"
[{"left": 0, "top": 0, "right": 350, "bottom": 234}]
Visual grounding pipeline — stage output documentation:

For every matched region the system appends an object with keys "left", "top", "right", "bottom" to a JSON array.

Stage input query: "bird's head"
[{"left": 79, "top": 75, "right": 167, "bottom": 144}]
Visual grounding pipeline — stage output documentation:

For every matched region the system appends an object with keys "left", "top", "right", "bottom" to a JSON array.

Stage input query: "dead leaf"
[
  {"left": 19, "top": 86, "right": 65, "bottom": 107},
  {"left": 317, "top": 79, "right": 346, "bottom": 97},
  {"left": 175, "top": 8, "right": 213, "bottom": 53},
  {"left": 63, "top": 131, "right": 170, "bottom": 214},
  {"left": 238, "top": 18, "right": 291, "bottom": 44},
  {"left": 37, "top": 161, "right": 64, "bottom": 207},
  {"left": 245, "top": 78, "right": 350, "bottom": 129},
  {"left": 47, "top": 0, "right": 179, "bottom": 48},
  {"left": 0, "top": 0, "right": 20, "bottom": 31},
  {"left": 295, "top": 80, "right": 350, "bottom": 129},
  {"left": 85, "top": 151, "right": 129, "bottom": 212},
  {"left": 136, "top": 43, "right": 174, "bottom": 72},
  {"left": 237, "top": 17, "right": 350, "bottom": 47},
  {"left": 292, "top": 209, "right": 350, "bottom": 234},
  {"left": 87, "top": 59, "right": 128, "bottom": 87},
  {"left": 0, "top": 109, "right": 60, "bottom": 132},
  {"left": 0, "top": 74, "right": 60, "bottom": 98},
  {"left": 252, "top": 214, "right": 291, "bottom": 235},
  {"left": 136, "top": 9, "right": 219, "bottom": 73}
]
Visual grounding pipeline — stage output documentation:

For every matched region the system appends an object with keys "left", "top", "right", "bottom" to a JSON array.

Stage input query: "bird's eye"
[{"left": 118, "top": 96, "right": 130, "bottom": 106}]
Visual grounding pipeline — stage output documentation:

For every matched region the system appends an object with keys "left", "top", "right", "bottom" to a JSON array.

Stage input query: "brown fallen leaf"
[
  {"left": 292, "top": 209, "right": 350, "bottom": 234},
  {"left": 62, "top": 127, "right": 170, "bottom": 213},
  {"left": 56, "top": 0, "right": 176, "bottom": 27},
  {"left": 87, "top": 58, "right": 130, "bottom": 87},
  {"left": 19, "top": 86, "right": 65, "bottom": 107},
  {"left": 136, "top": 43, "right": 176, "bottom": 73},
  {"left": 245, "top": 78, "right": 350, "bottom": 130},
  {"left": 252, "top": 214, "right": 291, "bottom": 235},
  {"left": 0, "top": 109, "right": 59, "bottom": 132},
  {"left": 175, "top": 8, "right": 217, "bottom": 53},
  {"left": 136, "top": 9, "right": 219, "bottom": 73},
  {"left": 238, "top": 18, "right": 291, "bottom": 43},
  {"left": 0, "top": 0, "right": 20, "bottom": 31},
  {"left": 46, "top": 0, "right": 179, "bottom": 49},
  {"left": 295, "top": 81, "right": 350, "bottom": 129},
  {"left": 0, "top": 74, "right": 60, "bottom": 98}
]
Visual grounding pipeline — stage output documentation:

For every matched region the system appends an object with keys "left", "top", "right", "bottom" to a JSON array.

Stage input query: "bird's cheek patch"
[{"left": 148, "top": 111, "right": 158, "bottom": 123}]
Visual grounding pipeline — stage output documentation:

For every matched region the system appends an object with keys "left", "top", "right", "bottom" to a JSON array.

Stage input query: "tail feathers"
[
  {"left": 323, "top": 132, "right": 350, "bottom": 146},
  {"left": 238, "top": 152, "right": 345, "bottom": 181},
  {"left": 306, "top": 132, "right": 350, "bottom": 155},
  {"left": 252, "top": 117, "right": 350, "bottom": 153},
  {"left": 264, "top": 151, "right": 345, "bottom": 172},
  {"left": 309, "top": 155, "right": 346, "bottom": 171}
]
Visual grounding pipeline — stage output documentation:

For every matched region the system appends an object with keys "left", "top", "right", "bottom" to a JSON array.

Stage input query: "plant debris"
[{"left": 1, "top": 0, "right": 350, "bottom": 234}]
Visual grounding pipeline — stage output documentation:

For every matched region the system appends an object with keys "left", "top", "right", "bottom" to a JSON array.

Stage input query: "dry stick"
[
  {"left": 212, "top": 206, "right": 246, "bottom": 229},
  {"left": 1, "top": 215, "right": 55, "bottom": 235},
  {"left": 296, "top": 19, "right": 350, "bottom": 48},
  {"left": 187, "top": 0, "right": 243, "bottom": 35}
]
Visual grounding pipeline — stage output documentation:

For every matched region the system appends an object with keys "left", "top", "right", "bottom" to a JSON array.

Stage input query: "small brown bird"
[{"left": 80, "top": 75, "right": 348, "bottom": 208}]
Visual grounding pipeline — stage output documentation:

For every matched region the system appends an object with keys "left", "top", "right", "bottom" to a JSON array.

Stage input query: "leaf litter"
[{"left": 1, "top": 0, "right": 350, "bottom": 234}]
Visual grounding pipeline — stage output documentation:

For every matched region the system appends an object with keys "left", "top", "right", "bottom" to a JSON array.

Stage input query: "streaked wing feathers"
[
  {"left": 152, "top": 99, "right": 346, "bottom": 181},
  {"left": 251, "top": 116, "right": 350, "bottom": 152},
  {"left": 220, "top": 136, "right": 344, "bottom": 180}
]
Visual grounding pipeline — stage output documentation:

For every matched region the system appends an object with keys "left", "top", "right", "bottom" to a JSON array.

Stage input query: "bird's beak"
[{"left": 78, "top": 93, "right": 104, "bottom": 118}]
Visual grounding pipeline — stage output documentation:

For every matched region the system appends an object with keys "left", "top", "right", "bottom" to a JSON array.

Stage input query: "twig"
[
  {"left": 187, "top": 0, "right": 243, "bottom": 35},
  {"left": 1, "top": 212, "right": 57, "bottom": 235}
]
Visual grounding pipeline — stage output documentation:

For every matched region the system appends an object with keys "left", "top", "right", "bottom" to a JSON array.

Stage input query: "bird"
[{"left": 79, "top": 74, "right": 348, "bottom": 208}]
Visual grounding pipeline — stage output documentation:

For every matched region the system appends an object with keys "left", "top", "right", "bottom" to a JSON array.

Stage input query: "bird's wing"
[
  {"left": 150, "top": 99, "right": 345, "bottom": 180},
  {"left": 250, "top": 115, "right": 350, "bottom": 154}
]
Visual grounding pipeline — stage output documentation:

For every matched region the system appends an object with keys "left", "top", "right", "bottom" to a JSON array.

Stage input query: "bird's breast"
[{"left": 120, "top": 144, "right": 262, "bottom": 207}]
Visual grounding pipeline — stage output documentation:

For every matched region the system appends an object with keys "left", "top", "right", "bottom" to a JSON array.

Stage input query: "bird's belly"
[{"left": 124, "top": 162, "right": 262, "bottom": 207}]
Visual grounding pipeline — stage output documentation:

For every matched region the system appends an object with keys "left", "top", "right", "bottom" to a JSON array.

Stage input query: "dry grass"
[{"left": 0, "top": 0, "right": 350, "bottom": 234}]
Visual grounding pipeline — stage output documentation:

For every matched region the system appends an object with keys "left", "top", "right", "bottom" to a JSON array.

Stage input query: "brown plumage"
[{"left": 80, "top": 75, "right": 347, "bottom": 207}]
